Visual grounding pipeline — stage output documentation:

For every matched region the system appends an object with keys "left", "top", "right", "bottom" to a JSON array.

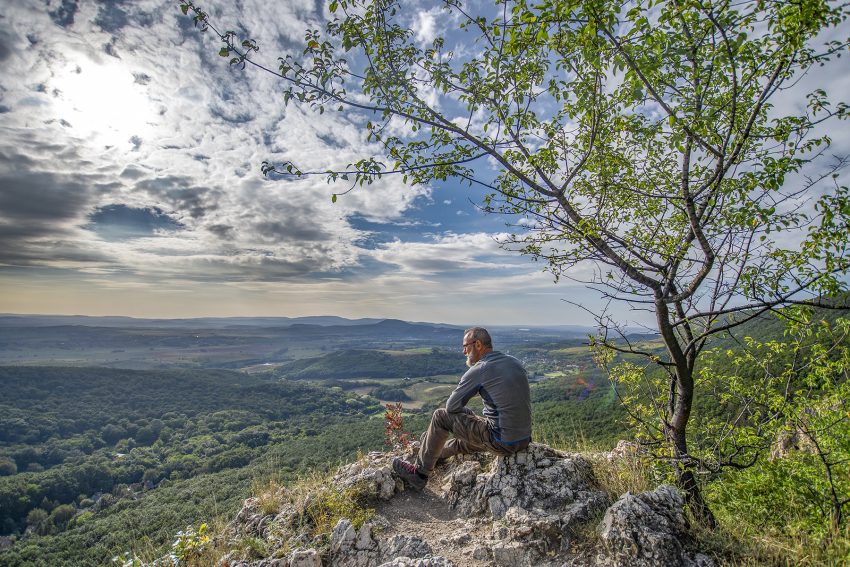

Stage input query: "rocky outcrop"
[
  {"left": 332, "top": 451, "right": 400, "bottom": 501},
  {"left": 596, "top": 485, "right": 715, "bottom": 567},
  {"left": 442, "top": 444, "right": 606, "bottom": 519},
  {"left": 329, "top": 519, "right": 447, "bottom": 567},
  {"left": 227, "top": 548, "right": 321, "bottom": 567},
  {"left": 434, "top": 444, "right": 610, "bottom": 565},
  {"left": 221, "top": 442, "right": 716, "bottom": 567}
]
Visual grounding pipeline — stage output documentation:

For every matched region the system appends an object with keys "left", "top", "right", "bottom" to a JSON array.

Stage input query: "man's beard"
[{"left": 466, "top": 351, "right": 475, "bottom": 367}]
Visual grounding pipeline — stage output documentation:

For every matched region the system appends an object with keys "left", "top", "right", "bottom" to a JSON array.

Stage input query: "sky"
[{"left": 0, "top": 1, "right": 848, "bottom": 328}]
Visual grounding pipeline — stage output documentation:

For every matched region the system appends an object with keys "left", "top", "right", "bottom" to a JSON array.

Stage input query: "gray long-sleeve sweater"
[{"left": 445, "top": 350, "right": 532, "bottom": 444}]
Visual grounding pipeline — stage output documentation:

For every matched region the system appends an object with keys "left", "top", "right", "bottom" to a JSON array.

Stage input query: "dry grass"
[
  {"left": 251, "top": 476, "right": 292, "bottom": 516},
  {"left": 252, "top": 466, "right": 375, "bottom": 535},
  {"left": 542, "top": 428, "right": 652, "bottom": 499},
  {"left": 120, "top": 463, "right": 379, "bottom": 566},
  {"left": 586, "top": 452, "right": 653, "bottom": 499}
]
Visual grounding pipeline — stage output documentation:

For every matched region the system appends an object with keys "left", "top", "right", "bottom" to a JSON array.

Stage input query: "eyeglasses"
[{"left": 462, "top": 340, "right": 477, "bottom": 349}]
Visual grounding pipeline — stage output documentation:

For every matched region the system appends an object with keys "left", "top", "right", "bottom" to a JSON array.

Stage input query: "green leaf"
[
  {"left": 219, "top": 47, "right": 229, "bottom": 57},
  {"left": 331, "top": 194, "right": 338, "bottom": 203},
  {"left": 180, "top": 4, "right": 189, "bottom": 15}
]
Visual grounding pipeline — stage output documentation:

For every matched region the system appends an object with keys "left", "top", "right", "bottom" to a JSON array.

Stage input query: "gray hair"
[{"left": 464, "top": 327, "right": 492, "bottom": 348}]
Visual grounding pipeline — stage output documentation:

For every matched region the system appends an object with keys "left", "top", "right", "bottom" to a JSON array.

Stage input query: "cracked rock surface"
[{"left": 223, "top": 443, "right": 716, "bottom": 567}]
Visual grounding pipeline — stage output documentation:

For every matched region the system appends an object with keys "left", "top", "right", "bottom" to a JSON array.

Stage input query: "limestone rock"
[
  {"left": 333, "top": 451, "right": 400, "bottom": 500},
  {"left": 442, "top": 443, "right": 608, "bottom": 521},
  {"left": 504, "top": 506, "right": 561, "bottom": 555},
  {"left": 607, "top": 440, "right": 644, "bottom": 461},
  {"left": 329, "top": 519, "right": 381, "bottom": 566},
  {"left": 471, "top": 545, "right": 490, "bottom": 560},
  {"left": 438, "top": 443, "right": 610, "bottom": 561},
  {"left": 490, "top": 541, "right": 542, "bottom": 566},
  {"left": 331, "top": 519, "right": 357, "bottom": 553},
  {"left": 225, "top": 558, "right": 289, "bottom": 567},
  {"left": 596, "top": 485, "right": 715, "bottom": 567},
  {"left": 355, "top": 523, "right": 378, "bottom": 551},
  {"left": 378, "top": 534, "right": 433, "bottom": 561},
  {"left": 217, "top": 443, "right": 716, "bottom": 567},
  {"left": 440, "top": 459, "right": 481, "bottom": 500},
  {"left": 770, "top": 427, "right": 816, "bottom": 461},
  {"left": 377, "top": 557, "right": 455, "bottom": 567},
  {"left": 273, "top": 504, "right": 301, "bottom": 532},
  {"left": 230, "top": 497, "right": 275, "bottom": 538},
  {"left": 288, "top": 548, "right": 320, "bottom": 567}
]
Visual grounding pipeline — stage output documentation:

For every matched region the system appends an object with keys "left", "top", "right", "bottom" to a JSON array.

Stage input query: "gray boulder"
[
  {"left": 438, "top": 443, "right": 610, "bottom": 559},
  {"left": 333, "top": 451, "right": 401, "bottom": 500},
  {"left": 441, "top": 443, "right": 607, "bottom": 521},
  {"left": 596, "top": 485, "right": 716, "bottom": 567},
  {"left": 288, "top": 549, "right": 321, "bottom": 567},
  {"left": 378, "top": 534, "right": 433, "bottom": 561}
]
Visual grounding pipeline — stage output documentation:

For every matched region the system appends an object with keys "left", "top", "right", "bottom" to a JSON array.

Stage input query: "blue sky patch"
[{"left": 86, "top": 204, "right": 184, "bottom": 241}]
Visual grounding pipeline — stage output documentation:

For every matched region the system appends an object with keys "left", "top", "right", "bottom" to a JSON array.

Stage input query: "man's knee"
[{"left": 432, "top": 407, "right": 450, "bottom": 428}]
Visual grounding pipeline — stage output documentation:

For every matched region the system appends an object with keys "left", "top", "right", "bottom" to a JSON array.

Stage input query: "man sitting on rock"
[{"left": 393, "top": 327, "right": 532, "bottom": 490}]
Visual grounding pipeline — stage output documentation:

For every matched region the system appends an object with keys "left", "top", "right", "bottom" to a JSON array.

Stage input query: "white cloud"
[
  {"left": 412, "top": 8, "right": 440, "bottom": 45},
  {"left": 0, "top": 0, "right": 428, "bottom": 286},
  {"left": 370, "top": 231, "right": 524, "bottom": 276}
]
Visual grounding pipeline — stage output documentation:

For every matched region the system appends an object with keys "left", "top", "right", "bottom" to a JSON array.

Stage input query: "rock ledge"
[{"left": 224, "top": 443, "right": 715, "bottom": 567}]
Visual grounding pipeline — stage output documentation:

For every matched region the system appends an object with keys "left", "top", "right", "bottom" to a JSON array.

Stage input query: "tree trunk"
[
  {"left": 670, "top": 425, "right": 717, "bottom": 528},
  {"left": 657, "top": 298, "right": 717, "bottom": 528},
  {"left": 666, "top": 365, "right": 717, "bottom": 527}
]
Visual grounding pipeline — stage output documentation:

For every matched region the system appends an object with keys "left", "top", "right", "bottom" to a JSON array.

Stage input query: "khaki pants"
[{"left": 416, "top": 407, "right": 530, "bottom": 474}]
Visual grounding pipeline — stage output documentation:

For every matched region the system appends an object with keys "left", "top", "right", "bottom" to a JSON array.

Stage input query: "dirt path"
[{"left": 372, "top": 473, "right": 493, "bottom": 567}]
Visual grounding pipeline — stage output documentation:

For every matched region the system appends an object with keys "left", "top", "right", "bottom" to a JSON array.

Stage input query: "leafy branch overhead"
[{"left": 178, "top": 0, "right": 850, "bottom": 526}]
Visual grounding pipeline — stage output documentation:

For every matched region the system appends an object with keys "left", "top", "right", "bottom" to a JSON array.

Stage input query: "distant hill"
[
  {"left": 0, "top": 314, "right": 600, "bottom": 336},
  {"left": 0, "top": 315, "right": 602, "bottom": 370},
  {"left": 276, "top": 348, "right": 466, "bottom": 380},
  {"left": 0, "top": 314, "right": 387, "bottom": 329}
]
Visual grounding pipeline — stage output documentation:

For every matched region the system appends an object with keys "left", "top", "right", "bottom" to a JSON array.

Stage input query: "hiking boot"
[{"left": 392, "top": 457, "right": 428, "bottom": 491}]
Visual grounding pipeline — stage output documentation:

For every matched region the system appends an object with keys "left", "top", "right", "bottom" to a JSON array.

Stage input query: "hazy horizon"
[{"left": 0, "top": 311, "right": 611, "bottom": 330}]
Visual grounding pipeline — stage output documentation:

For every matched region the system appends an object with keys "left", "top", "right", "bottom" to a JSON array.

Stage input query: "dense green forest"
[{"left": 0, "top": 367, "right": 389, "bottom": 566}]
